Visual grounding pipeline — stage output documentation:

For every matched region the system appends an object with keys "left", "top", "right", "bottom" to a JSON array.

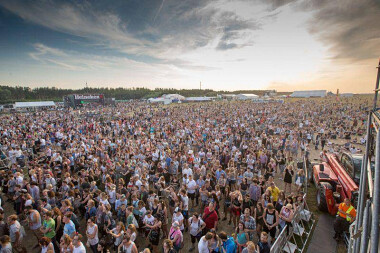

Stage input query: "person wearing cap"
[
  {"left": 333, "top": 198, "right": 356, "bottom": 241},
  {"left": 168, "top": 221, "right": 183, "bottom": 252},
  {"left": 279, "top": 204, "right": 294, "bottom": 235}
]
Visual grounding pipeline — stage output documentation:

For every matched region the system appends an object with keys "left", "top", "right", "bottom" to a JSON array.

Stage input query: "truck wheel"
[{"left": 317, "top": 186, "right": 328, "bottom": 212}]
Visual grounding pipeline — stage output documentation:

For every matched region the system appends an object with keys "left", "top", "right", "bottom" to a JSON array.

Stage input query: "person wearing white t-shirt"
[
  {"left": 143, "top": 211, "right": 155, "bottom": 227},
  {"left": 198, "top": 232, "right": 213, "bottom": 253},
  {"left": 172, "top": 207, "right": 185, "bottom": 231},
  {"left": 187, "top": 175, "right": 197, "bottom": 208},
  {"left": 72, "top": 234, "right": 86, "bottom": 253},
  {"left": 182, "top": 164, "right": 193, "bottom": 178},
  {"left": 188, "top": 213, "right": 206, "bottom": 251}
]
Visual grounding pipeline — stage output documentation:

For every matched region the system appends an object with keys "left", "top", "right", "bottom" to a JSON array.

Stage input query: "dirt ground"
[{"left": 1, "top": 136, "right": 360, "bottom": 253}]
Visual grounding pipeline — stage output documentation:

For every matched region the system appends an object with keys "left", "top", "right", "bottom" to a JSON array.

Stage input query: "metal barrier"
[
  {"left": 349, "top": 60, "right": 380, "bottom": 253},
  {"left": 270, "top": 194, "right": 315, "bottom": 253}
]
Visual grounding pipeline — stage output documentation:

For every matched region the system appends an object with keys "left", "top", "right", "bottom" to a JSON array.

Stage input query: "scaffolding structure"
[{"left": 348, "top": 59, "right": 380, "bottom": 253}]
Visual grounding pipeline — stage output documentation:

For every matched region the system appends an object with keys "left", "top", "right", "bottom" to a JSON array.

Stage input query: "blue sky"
[{"left": 0, "top": 0, "right": 379, "bottom": 92}]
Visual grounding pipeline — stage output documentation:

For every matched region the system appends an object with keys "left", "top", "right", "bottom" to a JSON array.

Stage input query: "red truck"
[{"left": 312, "top": 152, "right": 360, "bottom": 214}]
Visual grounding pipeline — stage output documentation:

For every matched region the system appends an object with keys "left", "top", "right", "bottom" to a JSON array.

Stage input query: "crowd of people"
[{"left": 0, "top": 97, "right": 369, "bottom": 253}]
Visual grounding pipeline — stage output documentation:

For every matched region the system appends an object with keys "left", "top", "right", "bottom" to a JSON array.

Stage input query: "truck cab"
[{"left": 339, "top": 152, "right": 375, "bottom": 185}]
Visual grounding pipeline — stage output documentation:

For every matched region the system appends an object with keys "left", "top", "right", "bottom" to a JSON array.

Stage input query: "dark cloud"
[
  {"left": 302, "top": 0, "right": 380, "bottom": 61},
  {"left": 259, "top": 0, "right": 380, "bottom": 62}
]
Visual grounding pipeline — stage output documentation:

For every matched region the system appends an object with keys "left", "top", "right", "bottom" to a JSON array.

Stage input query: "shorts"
[
  {"left": 188, "top": 192, "right": 195, "bottom": 200},
  {"left": 264, "top": 225, "right": 277, "bottom": 239},
  {"left": 190, "top": 233, "right": 202, "bottom": 244},
  {"left": 231, "top": 207, "right": 241, "bottom": 216}
]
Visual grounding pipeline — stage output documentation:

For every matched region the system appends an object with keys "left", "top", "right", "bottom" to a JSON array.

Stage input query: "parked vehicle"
[{"left": 312, "top": 153, "right": 359, "bottom": 214}]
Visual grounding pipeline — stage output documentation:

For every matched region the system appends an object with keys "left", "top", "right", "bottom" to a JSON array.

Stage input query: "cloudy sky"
[{"left": 0, "top": 0, "right": 379, "bottom": 92}]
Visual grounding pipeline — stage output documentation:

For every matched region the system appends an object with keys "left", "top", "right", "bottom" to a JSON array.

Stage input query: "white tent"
[
  {"left": 162, "top": 94, "right": 185, "bottom": 101},
  {"left": 290, "top": 90, "right": 326, "bottom": 98},
  {"left": 235, "top": 94, "right": 259, "bottom": 100},
  {"left": 185, "top": 97, "right": 215, "bottom": 102},
  {"left": 14, "top": 101, "right": 56, "bottom": 108}
]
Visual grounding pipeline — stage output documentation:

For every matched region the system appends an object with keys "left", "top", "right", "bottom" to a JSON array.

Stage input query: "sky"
[{"left": 0, "top": 0, "right": 379, "bottom": 93}]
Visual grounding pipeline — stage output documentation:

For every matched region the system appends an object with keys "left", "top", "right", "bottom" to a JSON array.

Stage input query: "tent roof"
[
  {"left": 290, "top": 90, "right": 326, "bottom": 97},
  {"left": 14, "top": 101, "right": 56, "bottom": 108}
]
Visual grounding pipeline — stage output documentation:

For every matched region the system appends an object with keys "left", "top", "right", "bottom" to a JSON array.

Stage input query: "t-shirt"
[
  {"left": 64, "top": 221, "right": 76, "bottom": 237},
  {"left": 202, "top": 207, "right": 218, "bottom": 229},
  {"left": 222, "top": 237, "right": 236, "bottom": 253},
  {"left": 198, "top": 236, "right": 210, "bottom": 253},
  {"left": 169, "top": 228, "right": 182, "bottom": 247},
  {"left": 172, "top": 213, "right": 184, "bottom": 230},
  {"left": 188, "top": 218, "right": 204, "bottom": 236},
  {"left": 143, "top": 215, "right": 155, "bottom": 226},
  {"left": 9, "top": 221, "right": 23, "bottom": 243},
  {"left": 267, "top": 186, "right": 280, "bottom": 202},
  {"left": 187, "top": 180, "right": 197, "bottom": 194},
  {"left": 258, "top": 241, "right": 270, "bottom": 253},
  {"left": 181, "top": 195, "right": 189, "bottom": 211},
  {"left": 73, "top": 243, "right": 86, "bottom": 253},
  {"left": 43, "top": 218, "right": 56, "bottom": 238}
]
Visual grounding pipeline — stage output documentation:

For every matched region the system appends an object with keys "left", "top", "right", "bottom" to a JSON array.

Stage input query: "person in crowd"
[
  {"left": 257, "top": 232, "right": 270, "bottom": 253},
  {"left": 39, "top": 237, "right": 54, "bottom": 253},
  {"left": 188, "top": 213, "right": 206, "bottom": 251},
  {"left": 162, "top": 239, "right": 176, "bottom": 253},
  {"left": 202, "top": 202, "right": 218, "bottom": 235},
  {"left": 219, "top": 231, "right": 237, "bottom": 253},
  {"left": 0, "top": 98, "right": 365, "bottom": 252},
  {"left": 0, "top": 235, "right": 12, "bottom": 253},
  {"left": 72, "top": 233, "right": 86, "bottom": 253},
  {"left": 241, "top": 241, "right": 259, "bottom": 253},
  {"left": 168, "top": 222, "right": 183, "bottom": 252},
  {"left": 7, "top": 215, "right": 24, "bottom": 251},
  {"left": 86, "top": 217, "right": 99, "bottom": 253},
  {"left": 263, "top": 204, "right": 279, "bottom": 243},
  {"left": 279, "top": 204, "right": 294, "bottom": 235},
  {"left": 118, "top": 235, "right": 138, "bottom": 253},
  {"left": 198, "top": 232, "right": 213, "bottom": 253},
  {"left": 234, "top": 222, "right": 249, "bottom": 253}
]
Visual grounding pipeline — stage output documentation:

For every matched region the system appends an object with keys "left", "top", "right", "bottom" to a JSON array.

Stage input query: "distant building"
[
  {"left": 14, "top": 101, "right": 56, "bottom": 109},
  {"left": 184, "top": 97, "right": 215, "bottom": 102},
  {"left": 161, "top": 94, "right": 185, "bottom": 101},
  {"left": 217, "top": 94, "right": 236, "bottom": 100},
  {"left": 340, "top": 93, "right": 354, "bottom": 97},
  {"left": 147, "top": 94, "right": 185, "bottom": 104},
  {"left": 290, "top": 90, "right": 327, "bottom": 98},
  {"left": 235, "top": 94, "right": 259, "bottom": 100}
]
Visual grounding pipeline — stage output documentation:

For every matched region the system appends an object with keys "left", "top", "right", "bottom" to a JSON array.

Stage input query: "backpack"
[{"left": 190, "top": 218, "right": 202, "bottom": 237}]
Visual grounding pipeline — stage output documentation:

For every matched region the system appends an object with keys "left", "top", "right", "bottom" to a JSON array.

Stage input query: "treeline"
[{"left": 0, "top": 85, "right": 286, "bottom": 103}]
